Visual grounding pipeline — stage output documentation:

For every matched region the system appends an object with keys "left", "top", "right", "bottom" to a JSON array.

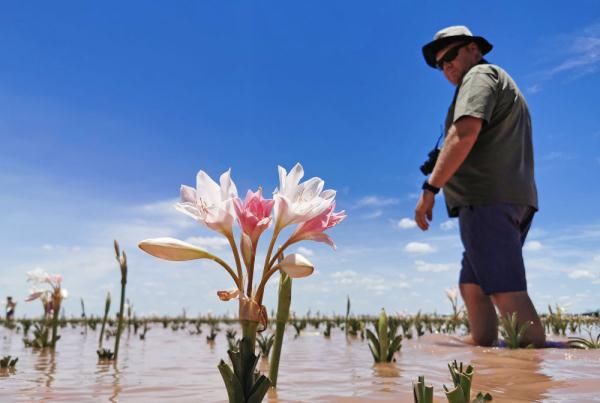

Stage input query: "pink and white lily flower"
[
  {"left": 287, "top": 202, "right": 346, "bottom": 249},
  {"left": 273, "top": 163, "right": 336, "bottom": 230},
  {"left": 233, "top": 188, "right": 274, "bottom": 247},
  {"left": 176, "top": 169, "right": 239, "bottom": 237}
]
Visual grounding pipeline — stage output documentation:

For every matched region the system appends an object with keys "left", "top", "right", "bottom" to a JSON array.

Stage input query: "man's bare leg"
[
  {"left": 491, "top": 291, "right": 546, "bottom": 348},
  {"left": 460, "top": 283, "right": 498, "bottom": 346}
]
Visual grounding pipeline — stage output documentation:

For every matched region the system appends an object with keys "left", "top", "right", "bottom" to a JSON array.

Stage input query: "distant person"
[
  {"left": 6, "top": 296, "right": 16, "bottom": 320},
  {"left": 414, "top": 26, "right": 545, "bottom": 347}
]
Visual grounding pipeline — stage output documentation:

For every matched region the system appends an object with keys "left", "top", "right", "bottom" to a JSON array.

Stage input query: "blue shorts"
[{"left": 458, "top": 203, "right": 535, "bottom": 295}]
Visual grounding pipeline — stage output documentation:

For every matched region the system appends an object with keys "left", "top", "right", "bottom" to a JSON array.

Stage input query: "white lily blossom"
[
  {"left": 27, "top": 267, "right": 50, "bottom": 284},
  {"left": 176, "top": 169, "right": 239, "bottom": 236},
  {"left": 278, "top": 253, "right": 315, "bottom": 278},
  {"left": 274, "top": 163, "right": 336, "bottom": 229},
  {"left": 445, "top": 287, "right": 458, "bottom": 301}
]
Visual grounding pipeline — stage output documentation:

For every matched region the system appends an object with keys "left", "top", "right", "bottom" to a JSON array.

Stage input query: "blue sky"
[{"left": 1, "top": 2, "right": 599, "bottom": 318}]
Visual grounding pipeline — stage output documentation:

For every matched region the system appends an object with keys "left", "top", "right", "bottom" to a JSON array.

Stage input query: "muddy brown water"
[{"left": 1, "top": 325, "right": 599, "bottom": 402}]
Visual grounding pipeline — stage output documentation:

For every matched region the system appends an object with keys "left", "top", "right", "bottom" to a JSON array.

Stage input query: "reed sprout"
[{"left": 499, "top": 312, "right": 532, "bottom": 349}]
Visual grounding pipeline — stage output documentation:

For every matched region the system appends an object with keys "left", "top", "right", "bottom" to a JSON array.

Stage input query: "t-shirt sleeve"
[{"left": 453, "top": 66, "right": 499, "bottom": 124}]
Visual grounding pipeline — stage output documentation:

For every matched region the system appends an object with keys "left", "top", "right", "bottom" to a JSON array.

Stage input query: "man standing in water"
[{"left": 414, "top": 26, "right": 545, "bottom": 347}]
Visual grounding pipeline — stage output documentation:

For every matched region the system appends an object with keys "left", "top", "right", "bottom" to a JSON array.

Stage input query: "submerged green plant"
[
  {"left": 345, "top": 295, "right": 351, "bottom": 338},
  {"left": 97, "top": 292, "right": 111, "bottom": 357},
  {"left": 292, "top": 320, "right": 306, "bottom": 339},
  {"left": 218, "top": 337, "right": 271, "bottom": 403},
  {"left": 413, "top": 375, "right": 434, "bottom": 403},
  {"left": 414, "top": 361, "right": 492, "bottom": 403},
  {"left": 366, "top": 308, "right": 402, "bottom": 363},
  {"left": 568, "top": 329, "right": 600, "bottom": 349},
  {"left": 97, "top": 348, "right": 115, "bottom": 360},
  {"left": 323, "top": 321, "right": 333, "bottom": 338},
  {"left": 207, "top": 325, "right": 219, "bottom": 342},
  {"left": 0, "top": 356, "right": 18, "bottom": 369},
  {"left": 23, "top": 322, "right": 51, "bottom": 348},
  {"left": 256, "top": 333, "right": 275, "bottom": 358},
  {"left": 546, "top": 304, "right": 568, "bottom": 336},
  {"left": 499, "top": 312, "right": 532, "bottom": 349}
]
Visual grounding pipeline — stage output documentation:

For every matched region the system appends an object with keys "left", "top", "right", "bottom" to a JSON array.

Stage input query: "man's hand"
[{"left": 415, "top": 190, "right": 435, "bottom": 230}]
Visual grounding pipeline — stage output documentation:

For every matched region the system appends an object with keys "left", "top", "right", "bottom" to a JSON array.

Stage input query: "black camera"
[
  {"left": 419, "top": 128, "right": 444, "bottom": 176},
  {"left": 420, "top": 148, "right": 440, "bottom": 176}
]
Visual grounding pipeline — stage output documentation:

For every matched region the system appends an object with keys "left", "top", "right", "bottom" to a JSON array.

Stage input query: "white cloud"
[
  {"left": 405, "top": 242, "right": 435, "bottom": 254},
  {"left": 530, "top": 22, "right": 600, "bottom": 89},
  {"left": 568, "top": 270, "right": 596, "bottom": 280},
  {"left": 362, "top": 210, "right": 383, "bottom": 219},
  {"left": 415, "top": 260, "right": 455, "bottom": 273},
  {"left": 42, "top": 244, "right": 54, "bottom": 251},
  {"left": 524, "top": 241, "right": 543, "bottom": 251},
  {"left": 397, "top": 218, "right": 417, "bottom": 229},
  {"left": 440, "top": 220, "right": 457, "bottom": 231},
  {"left": 296, "top": 246, "right": 314, "bottom": 256},
  {"left": 185, "top": 236, "right": 229, "bottom": 250},
  {"left": 526, "top": 84, "right": 542, "bottom": 94},
  {"left": 329, "top": 270, "right": 408, "bottom": 294},
  {"left": 539, "top": 152, "right": 576, "bottom": 162},
  {"left": 355, "top": 196, "right": 398, "bottom": 208}
]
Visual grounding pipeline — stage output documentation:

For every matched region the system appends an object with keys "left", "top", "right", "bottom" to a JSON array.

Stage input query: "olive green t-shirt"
[{"left": 442, "top": 63, "right": 538, "bottom": 217}]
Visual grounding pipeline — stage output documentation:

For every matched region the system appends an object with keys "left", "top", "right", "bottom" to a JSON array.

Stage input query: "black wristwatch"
[{"left": 422, "top": 180, "right": 440, "bottom": 195}]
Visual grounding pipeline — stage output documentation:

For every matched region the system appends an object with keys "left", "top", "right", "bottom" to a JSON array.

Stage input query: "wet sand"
[{"left": 2, "top": 326, "right": 599, "bottom": 402}]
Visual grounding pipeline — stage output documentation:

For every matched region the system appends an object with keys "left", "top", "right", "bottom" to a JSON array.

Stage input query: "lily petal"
[
  {"left": 25, "top": 291, "right": 44, "bottom": 302},
  {"left": 217, "top": 288, "right": 240, "bottom": 301},
  {"left": 279, "top": 253, "right": 315, "bottom": 278},
  {"left": 138, "top": 237, "right": 214, "bottom": 261}
]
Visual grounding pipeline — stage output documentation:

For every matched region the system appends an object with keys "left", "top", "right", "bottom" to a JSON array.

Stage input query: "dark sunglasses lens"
[{"left": 436, "top": 43, "right": 465, "bottom": 69}]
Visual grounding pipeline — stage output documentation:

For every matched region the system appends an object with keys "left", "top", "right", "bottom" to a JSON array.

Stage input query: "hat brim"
[{"left": 422, "top": 35, "right": 493, "bottom": 68}]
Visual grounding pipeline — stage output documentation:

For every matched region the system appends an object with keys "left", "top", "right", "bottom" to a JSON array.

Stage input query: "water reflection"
[
  {"left": 95, "top": 360, "right": 122, "bottom": 402},
  {"left": 34, "top": 348, "right": 56, "bottom": 388},
  {"left": 468, "top": 347, "right": 556, "bottom": 401},
  {"left": 0, "top": 326, "right": 596, "bottom": 402}
]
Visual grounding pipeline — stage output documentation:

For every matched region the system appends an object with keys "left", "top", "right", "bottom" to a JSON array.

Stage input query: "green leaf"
[
  {"left": 387, "top": 335, "right": 402, "bottom": 362},
  {"left": 444, "top": 384, "right": 467, "bottom": 403},
  {"left": 217, "top": 359, "right": 244, "bottom": 403},
  {"left": 247, "top": 375, "right": 272, "bottom": 403}
]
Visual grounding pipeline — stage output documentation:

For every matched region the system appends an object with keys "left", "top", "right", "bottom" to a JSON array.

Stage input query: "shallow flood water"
[{"left": 2, "top": 325, "right": 600, "bottom": 402}]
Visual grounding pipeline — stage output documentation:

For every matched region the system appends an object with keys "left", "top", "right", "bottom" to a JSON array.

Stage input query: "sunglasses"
[{"left": 435, "top": 42, "right": 470, "bottom": 70}]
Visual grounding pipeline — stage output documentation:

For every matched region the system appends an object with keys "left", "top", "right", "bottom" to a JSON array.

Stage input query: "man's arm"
[
  {"left": 414, "top": 116, "right": 483, "bottom": 230},
  {"left": 428, "top": 116, "right": 482, "bottom": 188}
]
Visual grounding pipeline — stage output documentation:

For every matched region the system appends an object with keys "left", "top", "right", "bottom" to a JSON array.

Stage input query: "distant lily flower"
[
  {"left": 176, "top": 169, "right": 239, "bottom": 237},
  {"left": 445, "top": 288, "right": 458, "bottom": 301},
  {"left": 27, "top": 267, "right": 50, "bottom": 284},
  {"left": 273, "top": 163, "right": 336, "bottom": 230},
  {"left": 25, "top": 269, "right": 67, "bottom": 319},
  {"left": 287, "top": 202, "right": 346, "bottom": 248}
]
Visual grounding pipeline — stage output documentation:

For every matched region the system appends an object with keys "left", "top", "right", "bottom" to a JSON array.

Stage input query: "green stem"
[
  {"left": 99, "top": 293, "right": 111, "bottom": 349},
  {"left": 268, "top": 271, "right": 292, "bottom": 388},
  {"left": 241, "top": 319, "right": 258, "bottom": 350},
  {"left": 267, "top": 239, "right": 291, "bottom": 270},
  {"left": 50, "top": 298, "right": 61, "bottom": 348},
  {"left": 263, "top": 226, "right": 281, "bottom": 279},
  {"left": 113, "top": 278, "right": 127, "bottom": 361},
  {"left": 227, "top": 234, "right": 244, "bottom": 292},
  {"left": 246, "top": 248, "right": 256, "bottom": 297}
]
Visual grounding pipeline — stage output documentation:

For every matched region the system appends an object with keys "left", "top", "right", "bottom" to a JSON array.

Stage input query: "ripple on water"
[{"left": 1, "top": 327, "right": 600, "bottom": 402}]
